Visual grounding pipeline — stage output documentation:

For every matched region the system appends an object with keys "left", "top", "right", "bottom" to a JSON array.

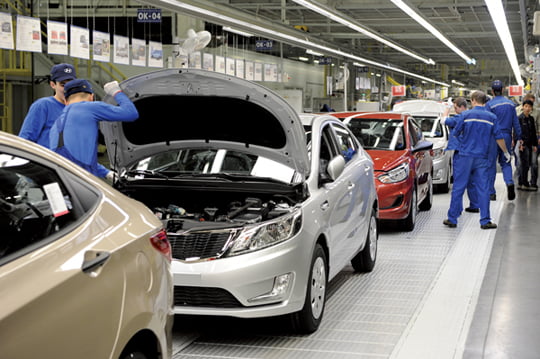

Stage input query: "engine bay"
[{"left": 154, "top": 196, "right": 296, "bottom": 233}]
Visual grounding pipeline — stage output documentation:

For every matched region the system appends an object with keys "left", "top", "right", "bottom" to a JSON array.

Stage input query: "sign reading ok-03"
[{"left": 137, "top": 9, "right": 162, "bottom": 23}]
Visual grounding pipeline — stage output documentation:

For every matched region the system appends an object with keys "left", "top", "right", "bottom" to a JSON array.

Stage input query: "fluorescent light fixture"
[
  {"left": 391, "top": 0, "right": 476, "bottom": 65},
  {"left": 353, "top": 62, "right": 366, "bottom": 67},
  {"left": 222, "top": 26, "right": 254, "bottom": 37},
  {"left": 298, "top": 56, "right": 309, "bottom": 61},
  {"left": 150, "top": 0, "right": 449, "bottom": 86},
  {"left": 306, "top": 49, "right": 324, "bottom": 56},
  {"left": 292, "top": 0, "right": 435, "bottom": 65},
  {"left": 451, "top": 79, "right": 465, "bottom": 87},
  {"left": 485, "top": 0, "right": 524, "bottom": 86}
]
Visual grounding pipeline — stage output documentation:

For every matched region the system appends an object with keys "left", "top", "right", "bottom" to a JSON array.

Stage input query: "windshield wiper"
[{"left": 125, "top": 169, "right": 170, "bottom": 179}]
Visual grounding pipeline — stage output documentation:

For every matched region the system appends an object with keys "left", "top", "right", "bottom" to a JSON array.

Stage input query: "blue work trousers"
[
  {"left": 488, "top": 132, "right": 514, "bottom": 196},
  {"left": 448, "top": 153, "right": 491, "bottom": 225}
]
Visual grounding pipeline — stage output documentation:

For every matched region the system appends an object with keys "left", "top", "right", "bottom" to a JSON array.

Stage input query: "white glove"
[
  {"left": 441, "top": 116, "right": 447, "bottom": 125},
  {"left": 503, "top": 152, "right": 511, "bottom": 163},
  {"left": 106, "top": 170, "right": 117, "bottom": 182},
  {"left": 104, "top": 81, "right": 122, "bottom": 97}
]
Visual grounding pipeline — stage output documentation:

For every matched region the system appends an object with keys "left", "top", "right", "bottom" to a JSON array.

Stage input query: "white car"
[
  {"left": 101, "top": 69, "right": 379, "bottom": 333},
  {"left": 393, "top": 99, "right": 452, "bottom": 192}
]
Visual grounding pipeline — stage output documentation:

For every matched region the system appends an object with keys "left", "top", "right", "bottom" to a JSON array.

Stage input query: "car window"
[
  {"left": 416, "top": 116, "right": 443, "bottom": 138},
  {"left": 408, "top": 119, "right": 421, "bottom": 146},
  {"left": 331, "top": 123, "right": 358, "bottom": 162},
  {"left": 346, "top": 118, "right": 404, "bottom": 150},
  {"left": 0, "top": 152, "right": 79, "bottom": 263},
  {"left": 132, "top": 148, "right": 297, "bottom": 183}
]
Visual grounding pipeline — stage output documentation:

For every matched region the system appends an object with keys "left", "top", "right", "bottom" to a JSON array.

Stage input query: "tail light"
[{"left": 150, "top": 229, "right": 172, "bottom": 262}]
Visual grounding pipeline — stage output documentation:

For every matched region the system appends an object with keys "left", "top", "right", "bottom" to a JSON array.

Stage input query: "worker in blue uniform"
[
  {"left": 50, "top": 79, "right": 138, "bottom": 180},
  {"left": 443, "top": 91, "right": 510, "bottom": 229},
  {"left": 442, "top": 96, "right": 479, "bottom": 212},
  {"left": 19, "top": 63, "right": 77, "bottom": 147},
  {"left": 486, "top": 80, "right": 522, "bottom": 201}
]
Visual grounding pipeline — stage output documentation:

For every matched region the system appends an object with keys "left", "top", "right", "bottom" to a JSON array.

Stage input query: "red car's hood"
[{"left": 367, "top": 149, "right": 409, "bottom": 172}]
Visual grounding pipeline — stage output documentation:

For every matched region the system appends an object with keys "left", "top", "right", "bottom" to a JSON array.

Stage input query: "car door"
[
  {"left": 0, "top": 148, "right": 125, "bottom": 358},
  {"left": 408, "top": 118, "right": 431, "bottom": 200},
  {"left": 319, "top": 122, "right": 370, "bottom": 277}
]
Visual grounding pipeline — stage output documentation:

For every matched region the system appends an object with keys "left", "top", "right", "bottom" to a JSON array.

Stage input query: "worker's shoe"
[
  {"left": 507, "top": 184, "right": 515, "bottom": 200},
  {"left": 531, "top": 184, "right": 538, "bottom": 191},
  {"left": 465, "top": 207, "right": 479, "bottom": 213},
  {"left": 490, "top": 194, "right": 497, "bottom": 201},
  {"left": 480, "top": 222, "right": 497, "bottom": 229},
  {"left": 443, "top": 219, "right": 457, "bottom": 228}
]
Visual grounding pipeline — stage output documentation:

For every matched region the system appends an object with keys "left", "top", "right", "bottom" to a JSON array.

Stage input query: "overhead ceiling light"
[
  {"left": 222, "top": 26, "right": 254, "bottom": 37},
  {"left": 485, "top": 0, "right": 524, "bottom": 86},
  {"left": 390, "top": 0, "right": 476, "bottom": 65},
  {"left": 451, "top": 79, "right": 465, "bottom": 87},
  {"left": 298, "top": 56, "right": 309, "bottom": 61},
  {"left": 146, "top": 0, "right": 449, "bottom": 86},
  {"left": 292, "top": 0, "right": 435, "bottom": 65},
  {"left": 306, "top": 49, "right": 324, "bottom": 56}
]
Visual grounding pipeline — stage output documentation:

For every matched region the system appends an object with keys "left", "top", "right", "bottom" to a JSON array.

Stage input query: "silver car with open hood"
[{"left": 101, "top": 69, "right": 378, "bottom": 333}]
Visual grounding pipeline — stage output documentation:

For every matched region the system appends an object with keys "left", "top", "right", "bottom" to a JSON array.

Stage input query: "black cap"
[{"left": 64, "top": 79, "right": 93, "bottom": 99}]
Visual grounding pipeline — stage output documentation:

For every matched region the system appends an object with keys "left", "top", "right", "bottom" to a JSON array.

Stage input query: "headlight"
[
  {"left": 228, "top": 209, "right": 302, "bottom": 256},
  {"left": 432, "top": 148, "right": 444, "bottom": 159},
  {"left": 377, "top": 162, "right": 409, "bottom": 183}
]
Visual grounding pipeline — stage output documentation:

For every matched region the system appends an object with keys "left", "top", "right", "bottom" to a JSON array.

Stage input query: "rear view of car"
[{"left": 0, "top": 132, "right": 173, "bottom": 359}]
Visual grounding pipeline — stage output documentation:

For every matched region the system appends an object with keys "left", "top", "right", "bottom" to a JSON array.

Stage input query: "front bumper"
[{"left": 171, "top": 232, "right": 313, "bottom": 318}]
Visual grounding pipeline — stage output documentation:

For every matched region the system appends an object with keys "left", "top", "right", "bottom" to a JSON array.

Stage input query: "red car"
[{"left": 339, "top": 112, "right": 434, "bottom": 231}]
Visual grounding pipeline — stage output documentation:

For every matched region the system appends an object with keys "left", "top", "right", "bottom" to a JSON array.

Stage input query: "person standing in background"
[
  {"left": 486, "top": 80, "right": 522, "bottom": 201},
  {"left": 443, "top": 91, "right": 511, "bottom": 230},
  {"left": 515, "top": 93, "right": 540, "bottom": 189},
  {"left": 442, "top": 96, "right": 479, "bottom": 212},
  {"left": 516, "top": 99, "right": 538, "bottom": 191},
  {"left": 19, "top": 63, "right": 77, "bottom": 147},
  {"left": 50, "top": 79, "right": 138, "bottom": 181}
]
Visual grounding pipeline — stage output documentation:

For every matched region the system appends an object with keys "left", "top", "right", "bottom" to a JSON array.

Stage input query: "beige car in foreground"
[{"left": 0, "top": 131, "right": 173, "bottom": 359}]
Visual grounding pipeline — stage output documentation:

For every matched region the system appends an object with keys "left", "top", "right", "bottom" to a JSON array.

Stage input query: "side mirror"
[
  {"left": 327, "top": 155, "right": 345, "bottom": 181},
  {"left": 413, "top": 140, "right": 433, "bottom": 153}
]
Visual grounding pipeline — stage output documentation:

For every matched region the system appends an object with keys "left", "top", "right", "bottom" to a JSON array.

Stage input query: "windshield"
[
  {"left": 415, "top": 116, "right": 444, "bottom": 138},
  {"left": 347, "top": 118, "right": 405, "bottom": 150},
  {"left": 129, "top": 148, "right": 297, "bottom": 183}
]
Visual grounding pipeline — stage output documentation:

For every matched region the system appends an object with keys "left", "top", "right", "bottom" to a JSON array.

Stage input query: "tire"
[
  {"left": 351, "top": 209, "right": 377, "bottom": 272},
  {"left": 401, "top": 186, "right": 417, "bottom": 231},
  {"left": 290, "top": 243, "right": 327, "bottom": 334},
  {"left": 419, "top": 176, "right": 433, "bottom": 211}
]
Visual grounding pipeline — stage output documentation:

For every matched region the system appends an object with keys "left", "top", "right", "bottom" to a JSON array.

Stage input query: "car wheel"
[
  {"left": 419, "top": 176, "right": 433, "bottom": 211},
  {"left": 401, "top": 186, "right": 417, "bottom": 231},
  {"left": 290, "top": 243, "right": 327, "bottom": 334},
  {"left": 351, "top": 209, "right": 377, "bottom": 272}
]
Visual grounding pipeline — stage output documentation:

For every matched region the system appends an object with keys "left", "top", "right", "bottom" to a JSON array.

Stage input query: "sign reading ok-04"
[{"left": 137, "top": 9, "right": 162, "bottom": 23}]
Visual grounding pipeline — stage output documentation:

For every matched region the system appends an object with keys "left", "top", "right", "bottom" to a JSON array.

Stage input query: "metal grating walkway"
[{"left": 171, "top": 176, "right": 507, "bottom": 359}]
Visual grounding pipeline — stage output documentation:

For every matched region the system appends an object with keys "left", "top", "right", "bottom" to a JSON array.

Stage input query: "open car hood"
[{"left": 100, "top": 69, "right": 309, "bottom": 178}]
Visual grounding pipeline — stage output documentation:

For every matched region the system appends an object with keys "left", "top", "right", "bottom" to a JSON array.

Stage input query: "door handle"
[
  {"left": 82, "top": 251, "right": 111, "bottom": 273},
  {"left": 320, "top": 200, "right": 329, "bottom": 211}
]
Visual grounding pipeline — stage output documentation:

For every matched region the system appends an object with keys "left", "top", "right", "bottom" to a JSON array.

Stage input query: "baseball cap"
[
  {"left": 64, "top": 79, "right": 94, "bottom": 99},
  {"left": 50, "top": 63, "right": 76, "bottom": 82},
  {"left": 491, "top": 80, "right": 503, "bottom": 90}
]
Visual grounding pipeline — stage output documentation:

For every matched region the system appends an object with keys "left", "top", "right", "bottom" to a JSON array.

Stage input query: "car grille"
[
  {"left": 168, "top": 229, "right": 237, "bottom": 260},
  {"left": 174, "top": 286, "right": 243, "bottom": 308}
]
